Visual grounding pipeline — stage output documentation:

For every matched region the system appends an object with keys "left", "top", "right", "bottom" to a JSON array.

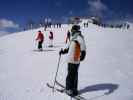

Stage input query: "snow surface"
[{"left": 0, "top": 22, "right": 133, "bottom": 100}]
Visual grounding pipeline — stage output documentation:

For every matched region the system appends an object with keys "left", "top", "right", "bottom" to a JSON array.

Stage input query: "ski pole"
[{"left": 53, "top": 54, "right": 61, "bottom": 93}]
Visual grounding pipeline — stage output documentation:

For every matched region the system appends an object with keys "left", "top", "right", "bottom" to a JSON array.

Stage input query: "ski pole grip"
[{"left": 59, "top": 48, "right": 63, "bottom": 55}]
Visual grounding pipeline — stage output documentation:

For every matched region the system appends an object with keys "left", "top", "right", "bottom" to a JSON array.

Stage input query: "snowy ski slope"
[{"left": 0, "top": 22, "right": 133, "bottom": 100}]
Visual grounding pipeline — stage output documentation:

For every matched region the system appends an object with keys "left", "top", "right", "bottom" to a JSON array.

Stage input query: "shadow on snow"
[{"left": 79, "top": 83, "right": 119, "bottom": 95}]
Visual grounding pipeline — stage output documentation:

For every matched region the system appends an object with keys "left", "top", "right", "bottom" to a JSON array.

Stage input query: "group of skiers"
[
  {"left": 36, "top": 30, "right": 54, "bottom": 51},
  {"left": 44, "top": 23, "right": 62, "bottom": 31},
  {"left": 36, "top": 25, "right": 86, "bottom": 97}
]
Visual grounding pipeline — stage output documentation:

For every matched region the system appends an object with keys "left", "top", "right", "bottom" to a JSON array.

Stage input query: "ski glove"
[
  {"left": 59, "top": 49, "right": 63, "bottom": 55},
  {"left": 59, "top": 48, "right": 69, "bottom": 55}
]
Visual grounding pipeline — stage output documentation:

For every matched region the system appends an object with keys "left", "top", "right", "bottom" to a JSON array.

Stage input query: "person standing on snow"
[
  {"left": 59, "top": 25, "right": 86, "bottom": 96},
  {"left": 65, "top": 30, "right": 71, "bottom": 44},
  {"left": 49, "top": 31, "right": 54, "bottom": 47},
  {"left": 36, "top": 30, "right": 44, "bottom": 51}
]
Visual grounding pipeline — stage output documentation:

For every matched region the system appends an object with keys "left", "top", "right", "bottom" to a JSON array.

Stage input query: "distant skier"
[
  {"left": 49, "top": 31, "right": 54, "bottom": 47},
  {"left": 36, "top": 30, "right": 44, "bottom": 51},
  {"left": 59, "top": 25, "right": 86, "bottom": 96},
  {"left": 65, "top": 30, "right": 71, "bottom": 44}
]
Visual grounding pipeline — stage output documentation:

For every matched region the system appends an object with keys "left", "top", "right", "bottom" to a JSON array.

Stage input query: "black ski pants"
[
  {"left": 38, "top": 41, "right": 43, "bottom": 49},
  {"left": 66, "top": 63, "right": 79, "bottom": 91}
]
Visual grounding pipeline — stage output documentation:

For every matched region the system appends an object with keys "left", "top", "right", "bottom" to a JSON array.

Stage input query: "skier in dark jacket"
[
  {"left": 36, "top": 30, "right": 44, "bottom": 51},
  {"left": 65, "top": 30, "right": 71, "bottom": 44},
  {"left": 59, "top": 25, "right": 86, "bottom": 96}
]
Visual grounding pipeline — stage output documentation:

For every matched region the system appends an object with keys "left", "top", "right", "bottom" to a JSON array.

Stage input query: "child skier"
[
  {"left": 49, "top": 31, "right": 54, "bottom": 47},
  {"left": 59, "top": 25, "right": 86, "bottom": 96},
  {"left": 36, "top": 30, "right": 44, "bottom": 51}
]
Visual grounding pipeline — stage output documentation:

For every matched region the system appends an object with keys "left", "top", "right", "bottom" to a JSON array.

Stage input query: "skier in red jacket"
[{"left": 36, "top": 30, "right": 44, "bottom": 51}]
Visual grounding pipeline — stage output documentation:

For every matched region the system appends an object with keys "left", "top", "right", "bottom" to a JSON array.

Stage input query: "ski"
[
  {"left": 47, "top": 83, "right": 83, "bottom": 100},
  {"left": 33, "top": 49, "right": 55, "bottom": 52},
  {"left": 55, "top": 80, "right": 87, "bottom": 100},
  {"left": 47, "top": 83, "right": 64, "bottom": 92},
  {"left": 55, "top": 80, "right": 64, "bottom": 88}
]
